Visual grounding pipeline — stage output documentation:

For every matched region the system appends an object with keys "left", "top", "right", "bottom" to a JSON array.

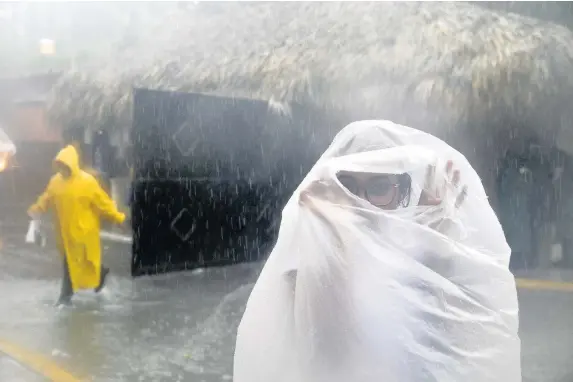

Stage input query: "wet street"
[{"left": 1, "top": 212, "right": 573, "bottom": 381}]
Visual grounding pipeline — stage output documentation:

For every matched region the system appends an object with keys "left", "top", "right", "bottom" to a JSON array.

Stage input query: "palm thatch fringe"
[{"left": 47, "top": 1, "right": 573, "bottom": 142}]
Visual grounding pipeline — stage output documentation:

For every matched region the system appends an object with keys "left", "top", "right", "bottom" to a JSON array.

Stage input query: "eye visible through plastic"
[
  {"left": 365, "top": 177, "right": 397, "bottom": 207},
  {"left": 337, "top": 173, "right": 398, "bottom": 207}
]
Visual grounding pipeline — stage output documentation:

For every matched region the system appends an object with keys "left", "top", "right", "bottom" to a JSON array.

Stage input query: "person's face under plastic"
[{"left": 337, "top": 172, "right": 403, "bottom": 210}]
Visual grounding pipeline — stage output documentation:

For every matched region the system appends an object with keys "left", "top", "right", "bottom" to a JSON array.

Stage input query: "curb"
[
  {"left": 0, "top": 339, "right": 81, "bottom": 382},
  {"left": 516, "top": 278, "right": 573, "bottom": 292}
]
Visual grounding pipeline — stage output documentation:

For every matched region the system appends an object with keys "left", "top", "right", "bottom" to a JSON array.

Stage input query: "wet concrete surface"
[
  {"left": 0, "top": 218, "right": 258, "bottom": 382},
  {"left": 0, "top": 354, "right": 44, "bottom": 381},
  {"left": 1, "top": 214, "right": 573, "bottom": 381}
]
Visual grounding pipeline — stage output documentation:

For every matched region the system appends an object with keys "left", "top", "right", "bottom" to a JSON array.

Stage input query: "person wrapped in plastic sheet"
[
  {"left": 234, "top": 120, "right": 521, "bottom": 382},
  {"left": 28, "top": 145, "right": 126, "bottom": 306}
]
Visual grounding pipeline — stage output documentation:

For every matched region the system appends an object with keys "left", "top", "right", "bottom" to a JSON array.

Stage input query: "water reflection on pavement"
[
  {"left": 0, "top": 226, "right": 260, "bottom": 381},
  {"left": 0, "top": 354, "right": 44, "bottom": 382}
]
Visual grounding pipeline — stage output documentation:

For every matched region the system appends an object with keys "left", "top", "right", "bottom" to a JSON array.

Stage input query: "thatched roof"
[{"left": 47, "top": 2, "right": 573, "bottom": 149}]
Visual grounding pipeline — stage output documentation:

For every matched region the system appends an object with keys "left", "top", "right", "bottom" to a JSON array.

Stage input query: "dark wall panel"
[{"left": 131, "top": 88, "right": 328, "bottom": 276}]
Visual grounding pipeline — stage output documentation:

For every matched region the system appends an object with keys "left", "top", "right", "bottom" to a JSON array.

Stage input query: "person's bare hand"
[
  {"left": 27, "top": 208, "right": 41, "bottom": 220},
  {"left": 119, "top": 219, "right": 131, "bottom": 234},
  {"left": 418, "top": 160, "right": 468, "bottom": 209}
]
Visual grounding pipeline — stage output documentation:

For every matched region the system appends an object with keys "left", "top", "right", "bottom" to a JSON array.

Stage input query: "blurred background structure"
[{"left": 2, "top": 2, "right": 573, "bottom": 269}]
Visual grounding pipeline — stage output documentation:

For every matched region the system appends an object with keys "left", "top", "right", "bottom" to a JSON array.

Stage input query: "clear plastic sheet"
[
  {"left": 0, "top": 127, "right": 16, "bottom": 154},
  {"left": 234, "top": 120, "right": 521, "bottom": 382}
]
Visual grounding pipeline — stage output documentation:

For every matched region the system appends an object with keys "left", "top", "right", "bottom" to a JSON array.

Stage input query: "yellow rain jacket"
[{"left": 28, "top": 145, "right": 125, "bottom": 291}]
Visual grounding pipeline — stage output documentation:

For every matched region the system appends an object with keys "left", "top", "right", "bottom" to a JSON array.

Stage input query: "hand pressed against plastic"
[{"left": 418, "top": 160, "right": 468, "bottom": 209}]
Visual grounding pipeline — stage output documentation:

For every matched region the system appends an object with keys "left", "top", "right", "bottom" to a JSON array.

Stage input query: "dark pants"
[
  {"left": 58, "top": 259, "right": 108, "bottom": 303},
  {"left": 58, "top": 259, "right": 74, "bottom": 303}
]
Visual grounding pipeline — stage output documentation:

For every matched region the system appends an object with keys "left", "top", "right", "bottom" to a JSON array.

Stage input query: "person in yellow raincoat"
[{"left": 28, "top": 145, "right": 126, "bottom": 306}]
